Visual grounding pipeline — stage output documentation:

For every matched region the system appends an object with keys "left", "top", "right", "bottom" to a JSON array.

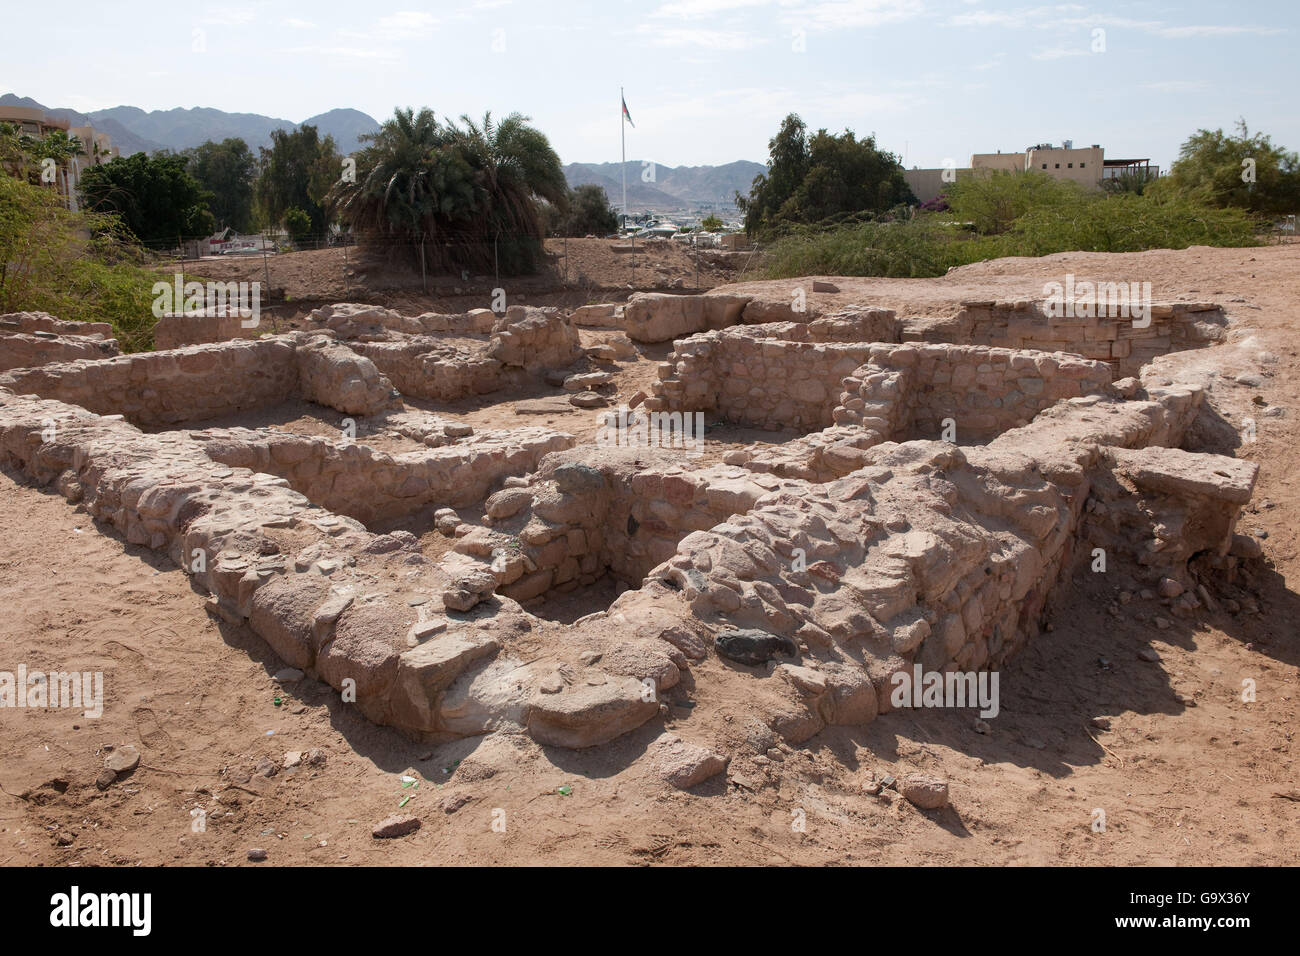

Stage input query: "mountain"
[
  {"left": 0, "top": 94, "right": 381, "bottom": 154},
  {"left": 564, "top": 160, "right": 766, "bottom": 211}
]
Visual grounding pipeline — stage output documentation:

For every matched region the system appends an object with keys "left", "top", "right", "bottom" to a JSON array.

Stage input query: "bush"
[
  {"left": 763, "top": 188, "right": 1261, "bottom": 279},
  {"left": 0, "top": 175, "right": 163, "bottom": 350}
]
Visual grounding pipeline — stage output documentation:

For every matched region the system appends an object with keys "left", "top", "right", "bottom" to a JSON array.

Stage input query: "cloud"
[
  {"left": 199, "top": 7, "right": 258, "bottom": 27},
  {"left": 1031, "top": 45, "right": 1088, "bottom": 60},
  {"left": 1155, "top": 24, "right": 1285, "bottom": 38},
  {"left": 650, "top": 0, "right": 925, "bottom": 33},
  {"left": 1144, "top": 80, "right": 1209, "bottom": 92},
  {"left": 636, "top": 23, "right": 766, "bottom": 49},
  {"left": 946, "top": 4, "right": 1287, "bottom": 41}
]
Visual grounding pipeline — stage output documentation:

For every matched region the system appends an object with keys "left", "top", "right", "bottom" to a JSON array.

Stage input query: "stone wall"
[
  {"left": 199, "top": 424, "right": 574, "bottom": 525},
  {"left": 0, "top": 332, "right": 120, "bottom": 372},
  {"left": 152, "top": 312, "right": 247, "bottom": 350},
  {"left": 308, "top": 302, "right": 498, "bottom": 339},
  {"left": 0, "top": 311, "right": 114, "bottom": 338},
  {"left": 906, "top": 300, "right": 1228, "bottom": 377},
  {"left": 0, "top": 339, "right": 300, "bottom": 425},
  {"left": 295, "top": 337, "right": 397, "bottom": 416},
  {"left": 350, "top": 339, "right": 507, "bottom": 402},
  {"left": 833, "top": 343, "right": 1113, "bottom": 443},
  {"left": 452, "top": 449, "right": 806, "bottom": 602}
]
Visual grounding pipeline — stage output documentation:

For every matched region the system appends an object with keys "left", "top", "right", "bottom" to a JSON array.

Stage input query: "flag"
[{"left": 622, "top": 95, "right": 634, "bottom": 128}]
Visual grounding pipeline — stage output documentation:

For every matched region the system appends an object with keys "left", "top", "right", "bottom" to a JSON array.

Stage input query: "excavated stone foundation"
[{"left": 0, "top": 290, "right": 1260, "bottom": 755}]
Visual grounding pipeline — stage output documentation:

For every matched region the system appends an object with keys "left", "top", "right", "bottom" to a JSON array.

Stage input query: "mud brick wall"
[
  {"left": 0, "top": 339, "right": 299, "bottom": 425},
  {"left": 908, "top": 300, "right": 1228, "bottom": 377}
]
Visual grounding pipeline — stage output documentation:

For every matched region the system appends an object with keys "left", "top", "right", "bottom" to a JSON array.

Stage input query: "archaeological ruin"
[{"left": 0, "top": 286, "right": 1261, "bottom": 770}]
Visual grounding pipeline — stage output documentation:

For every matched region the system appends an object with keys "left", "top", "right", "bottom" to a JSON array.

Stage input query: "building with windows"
[
  {"left": 905, "top": 142, "right": 1157, "bottom": 205},
  {"left": 0, "top": 105, "right": 119, "bottom": 210}
]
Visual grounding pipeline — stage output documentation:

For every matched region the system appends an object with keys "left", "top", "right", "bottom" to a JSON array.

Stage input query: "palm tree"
[{"left": 328, "top": 107, "right": 568, "bottom": 275}]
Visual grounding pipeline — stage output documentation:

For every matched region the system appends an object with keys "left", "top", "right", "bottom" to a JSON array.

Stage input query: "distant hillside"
[
  {"left": 564, "top": 160, "right": 766, "bottom": 210},
  {"left": 0, "top": 94, "right": 381, "bottom": 154}
]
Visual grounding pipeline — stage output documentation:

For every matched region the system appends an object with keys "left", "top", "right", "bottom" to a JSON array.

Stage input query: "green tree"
[
  {"left": 185, "top": 137, "right": 256, "bottom": 231},
  {"left": 255, "top": 124, "right": 341, "bottom": 236},
  {"left": 283, "top": 206, "right": 312, "bottom": 242},
  {"left": 1154, "top": 120, "right": 1300, "bottom": 215},
  {"left": 78, "top": 152, "right": 215, "bottom": 244},
  {"left": 737, "top": 113, "right": 914, "bottom": 236},
  {"left": 559, "top": 183, "right": 619, "bottom": 236},
  {"left": 945, "top": 170, "right": 1087, "bottom": 235},
  {"left": 328, "top": 107, "right": 569, "bottom": 274},
  {"left": 700, "top": 214, "right": 723, "bottom": 231}
]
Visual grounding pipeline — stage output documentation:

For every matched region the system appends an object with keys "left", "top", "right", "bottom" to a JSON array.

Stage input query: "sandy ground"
[
  {"left": 182, "top": 237, "right": 748, "bottom": 325},
  {"left": 2, "top": 244, "right": 1297, "bottom": 866}
]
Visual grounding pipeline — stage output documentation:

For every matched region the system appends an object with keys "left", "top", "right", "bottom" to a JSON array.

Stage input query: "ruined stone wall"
[
  {"left": 626, "top": 384, "right": 1253, "bottom": 741},
  {"left": 648, "top": 332, "right": 878, "bottom": 431},
  {"left": 0, "top": 332, "right": 120, "bottom": 372},
  {"left": 0, "top": 339, "right": 299, "bottom": 425},
  {"left": 198, "top": 425, "right": 574, "bottom": 525},
  {"left": 834, "top": 344, "right": 1113, "bottom": 443},
  {"left": 348, "top": 339, "right": 506, "bottom": 402},
  {"left": 295, "top": 337, "right": 397, "bottom": 416},
  {"left": 152, "top": 312, "right": 247, "bottom": 350},
  {"left": 453, "top": 451, "right": 806, "bottom": 602},
  {"left": 308, "top": 302, "right": 497, "bottom": 339},
  {"left": 0, "top": 311, "right": 114, "bottom": 338},
  {"left": 907, "top": 300, "right": 1227, "bottom": 377}
]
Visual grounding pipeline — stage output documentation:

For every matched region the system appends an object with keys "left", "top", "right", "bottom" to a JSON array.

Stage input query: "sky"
[{"left": 2, "top": 0, "right": 1296, "bottom": 171}]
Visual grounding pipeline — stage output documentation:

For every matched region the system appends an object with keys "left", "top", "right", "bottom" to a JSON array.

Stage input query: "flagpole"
[{"left": 620, "top": 86, "right": 627, "bottom": 234}]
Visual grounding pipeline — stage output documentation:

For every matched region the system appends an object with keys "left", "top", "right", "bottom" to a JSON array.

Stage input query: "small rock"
[
  {"left": 657, "top": 738, "right": 728, "bottom": 789},
  {"left": 1157, "top": 577, "right": 1184, "bottom": 598},
  {"left": 441, "top": 793, "right": 472, "bottom": 814},
  {"left": 306, "top": 748, "right": 327, "bottom": 766},
  {"left": 1090, "top": 716, "right": 1112, "bottom": 730},
  {"left": 247, "top": 848, "right": 268, "bottom": 861},
  {"left": 95, "top": 768, "right": 117, "bottom": 790},
  {"left": 103, "top": 745, "right": 140, "bottom": 774},
  {"left": 569, "top": 391, "right": 607, "bottom": 409},
  {"left": 765, "top": 748, "right": 785, "bottom": 761},
  {"left": 372, "top": 814, "right": 422, "bottom": 839},
  {"left": 273, "top": 667, "right": 304, "bottom": 683},
  {"left": 56, "top": 832, "right": 75, "bottom": 846},
  {"left": 283, "top": 751, "right": 302, "bottom": 769},
  {"left": 1234, "top": 372, "right": 1264, "bottom": 387},
  {"left": 539, "top": 674, "right": 564, "bottom": 694},
  {"left": 900, "top": 773, "right": 949, "bottom": 810},
  {"left": 1154, "top": 617, "right": 1171, "bottom": 630},
  {"left": 1138, "top": 647, "right": 1161, "bottom": 663},
  {"left": 973, "top": 719, "right": 991, "bottom": 735},
  {"left": 255, "top": 757, "right": 278, "bottom": 778}
]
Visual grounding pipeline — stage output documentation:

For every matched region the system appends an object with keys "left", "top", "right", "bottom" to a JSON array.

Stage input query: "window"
[
  {"left": 1042, "top": 163, "right": 1047, "bottom": 169},
  {"left": 1055, "top": 163, "right": 1060, "bottom": 169},
  {"left": 1068, "top": 163, "right": 1073, "bottom": 168},
  {"left": 1080, "top": 162, "right": 1086, "bottom": 168}
]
